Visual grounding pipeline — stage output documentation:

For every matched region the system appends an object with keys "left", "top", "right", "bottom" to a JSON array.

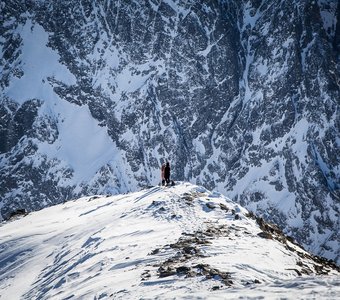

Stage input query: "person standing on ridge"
[
  {"left": 164, "top": 161, "right": 171, "bottom": 186},
  {"left": 161, "top": 162, "right": 166, "bottom": 186}
]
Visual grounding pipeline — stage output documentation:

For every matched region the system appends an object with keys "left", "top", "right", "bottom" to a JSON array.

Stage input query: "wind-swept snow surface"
[{"left": 0, "top": 183, "right": 339, "bottom": 299}]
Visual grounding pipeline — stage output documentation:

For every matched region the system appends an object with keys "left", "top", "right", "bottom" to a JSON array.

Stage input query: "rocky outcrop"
[{"left": 144, "top": 193, "right": 339, "bottom": 289}]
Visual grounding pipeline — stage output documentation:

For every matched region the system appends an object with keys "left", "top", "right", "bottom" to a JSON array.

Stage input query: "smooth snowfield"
[{"left": 0, "top": 182, "right": 339, "bottom": 299}]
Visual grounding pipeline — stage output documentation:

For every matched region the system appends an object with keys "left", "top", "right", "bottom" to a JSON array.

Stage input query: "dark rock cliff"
[{"left": 0, "top": 0, "right": 339, "bottom": 263}]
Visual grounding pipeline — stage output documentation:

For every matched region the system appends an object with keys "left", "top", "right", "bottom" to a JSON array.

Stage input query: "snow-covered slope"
[{"left": 0, "top": 183, "right": 339, "bottom": 299}]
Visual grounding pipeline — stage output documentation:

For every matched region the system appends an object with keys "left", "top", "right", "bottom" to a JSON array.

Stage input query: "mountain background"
[{"left": 0, "top": 0, "right": 339, "bottom": 265}]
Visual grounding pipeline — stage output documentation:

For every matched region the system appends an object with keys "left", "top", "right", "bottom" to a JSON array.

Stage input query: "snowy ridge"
[{"left": 0, "top": 182, "right": 339, "bottom": 299}]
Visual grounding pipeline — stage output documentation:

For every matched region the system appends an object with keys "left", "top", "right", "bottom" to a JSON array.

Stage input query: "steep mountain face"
[{"left": 0, "top": 0, "right": 339, "bottom": 264}]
